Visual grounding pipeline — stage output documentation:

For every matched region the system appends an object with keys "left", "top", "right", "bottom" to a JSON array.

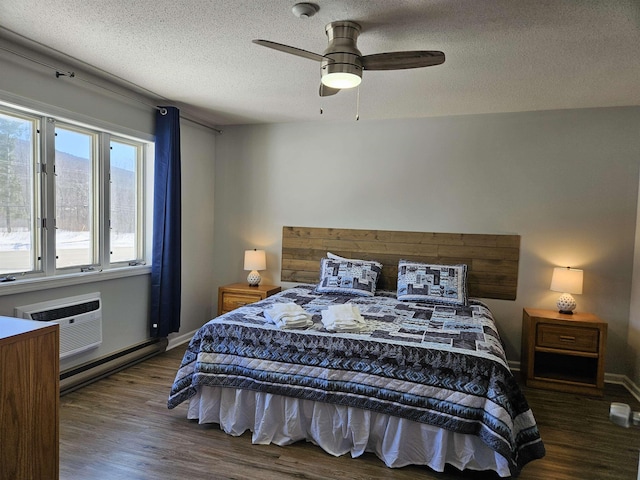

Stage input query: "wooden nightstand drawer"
[
  {"left": 536, "top": 323, "right": 599, "bottom": 353},
  {"left": 222, "top": 292, "right": 262, "bottom": 312},
  {"left": 217, "top": 283, "right": 282, "bottom": 316}
]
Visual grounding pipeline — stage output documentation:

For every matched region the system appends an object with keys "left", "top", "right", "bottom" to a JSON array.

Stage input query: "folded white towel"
[
  {"left": 321, "top": 304, "right": 366, "bottom": 332},
  {"left": 267, "top": 303, "right": 306, "bottom": 314},
  {"left": 265, "top": 303, "right": 305, "bottom": 322},
  {"left": 264, "top": 303, "right": 313, "bottom": 329}
]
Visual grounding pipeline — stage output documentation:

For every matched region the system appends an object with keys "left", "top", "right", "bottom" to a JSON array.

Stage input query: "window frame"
[
  {"left": 52, "top": 121, "right": 100, "bottom": 272},
  {"left": 106, "top": 135, "right": 146, "bottom": 267},
  {"left": 0, "top": 100, "right": 151, "bottom": 290},
  {"left": 0, "top": 107, "right": 42, "bottom": 275}
]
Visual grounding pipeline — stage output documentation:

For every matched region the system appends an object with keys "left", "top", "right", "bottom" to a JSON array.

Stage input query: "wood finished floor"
[{"left": 60, "top": 346, "right": 640, "bottom": 480}]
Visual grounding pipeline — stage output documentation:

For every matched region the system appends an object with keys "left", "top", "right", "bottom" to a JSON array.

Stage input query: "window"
[
  {"left": 109, "top": 139, "right": 142, "bottom": 264},
  {"left": 0, "top": 110, "right": 38, "bottom": 275},
  {"left": 0, "top": 103, "right": 148, "bottom": 278},
  {"left": 55, "top": 125, "right": 96, "bottom": 269}
]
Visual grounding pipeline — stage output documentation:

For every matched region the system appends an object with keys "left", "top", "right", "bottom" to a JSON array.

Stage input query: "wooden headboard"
[{"left": 281, "top": 226, "right": 520, "bottom": 301}]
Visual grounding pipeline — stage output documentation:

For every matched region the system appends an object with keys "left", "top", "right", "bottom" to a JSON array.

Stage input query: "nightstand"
[
  {"left": 217, "top": 283, "right": 281, "bottom": 316},
  {"left": 521, "top": 308, "right": 607, "bottom": 396}
]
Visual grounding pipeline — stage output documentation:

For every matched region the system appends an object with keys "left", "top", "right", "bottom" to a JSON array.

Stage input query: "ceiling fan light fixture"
[
  {"left": 322, "top": 72, "right": 361, "bottom": 89},
  {"left": 321, "top": 63, "right": 362, "bottom": 89},
  {"left": 254, "top": 19, "right": 445, "bottom": 97}
]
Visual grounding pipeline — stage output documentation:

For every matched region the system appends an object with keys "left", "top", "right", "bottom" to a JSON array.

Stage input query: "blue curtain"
[{"left": 150, "top": 106, "right": 181, "bottom": 337}]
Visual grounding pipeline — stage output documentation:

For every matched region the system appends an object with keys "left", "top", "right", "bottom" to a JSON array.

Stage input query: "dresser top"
[{"left": 0, "top": 316, "right": 56, "bottom": 342}]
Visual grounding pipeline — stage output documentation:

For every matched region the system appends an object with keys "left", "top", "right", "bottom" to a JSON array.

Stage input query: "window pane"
[
  {"left": 110, "top": 140, "right": 138, "bottom": 263},
  {"left": 55, "top": 126, "right": 94, "bottom": 268},
  {"left": 0, "top": 111, "right": 36, "bottom": 274}
]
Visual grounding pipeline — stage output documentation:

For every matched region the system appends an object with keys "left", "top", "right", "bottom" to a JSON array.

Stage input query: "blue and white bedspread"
[{"left": 168, "top": 285, "right": 545, "bottom": 476}]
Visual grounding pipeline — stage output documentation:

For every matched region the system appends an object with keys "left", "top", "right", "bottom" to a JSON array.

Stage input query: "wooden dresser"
[
  {"left": 0, "top": 316, "right": 59, "bottom": 480},
  {"left": 218, "top": 283, "right": 281, "bottom": 315}
]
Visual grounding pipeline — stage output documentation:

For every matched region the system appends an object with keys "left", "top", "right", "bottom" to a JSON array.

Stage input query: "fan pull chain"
[{"left": 355, "top": 86, "right": 360, "bottom": 121}]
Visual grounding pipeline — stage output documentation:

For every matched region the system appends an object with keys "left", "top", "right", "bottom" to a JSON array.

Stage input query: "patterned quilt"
[{"left": 168, "top": 285, "right": 545, "bottom": 476}]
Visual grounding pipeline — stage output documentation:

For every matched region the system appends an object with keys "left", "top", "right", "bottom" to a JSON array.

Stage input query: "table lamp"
[
  {"left": 550, "top": 266, "right": 583, "bottom": 314},
  {"left": 244, "top": 249, "right": 266, "bottom": 286}
]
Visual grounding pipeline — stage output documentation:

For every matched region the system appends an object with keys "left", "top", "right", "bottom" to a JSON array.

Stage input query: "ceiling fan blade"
[
  {"left": 252, "top": 39, "right": 324, "bottom": 62},
  {"left": 319, "top": 83, "right": 340, "bottom": 97},
  {"left": 361, "top": 51, "right": 445, "bottom": 70}
]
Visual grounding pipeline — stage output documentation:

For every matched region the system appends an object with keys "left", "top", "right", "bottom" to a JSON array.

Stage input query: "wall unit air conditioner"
[{"left": 15, "top": 292, "right": 102, "bottom": 359}]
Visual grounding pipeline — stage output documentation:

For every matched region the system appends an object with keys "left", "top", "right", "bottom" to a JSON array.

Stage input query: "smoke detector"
[{"left": 292, "top": 3, "right": 319, "bottom": 19}]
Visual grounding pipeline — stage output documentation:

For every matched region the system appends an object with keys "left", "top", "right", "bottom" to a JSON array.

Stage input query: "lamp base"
[
  {"left": 556, "top": 293, "right": 577, "bottom": 314},
  {"left": 247, "top": 270, "right": 261, "bottom": 287}
]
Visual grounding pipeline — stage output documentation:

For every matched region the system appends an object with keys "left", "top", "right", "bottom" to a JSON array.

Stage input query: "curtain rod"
[{"left": 0, "top": 44, "right": 223, "bottom": 134}]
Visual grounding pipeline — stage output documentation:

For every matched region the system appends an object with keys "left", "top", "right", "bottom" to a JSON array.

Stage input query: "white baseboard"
[
  {"left": 607, "top": 373, "right": 640, "bottom": 403},
  {"left": 625, "top": 378, "right": 640, "bottom": 404},
  {"left": 167, "top": 329, "right": 197, "bottom": 351}
]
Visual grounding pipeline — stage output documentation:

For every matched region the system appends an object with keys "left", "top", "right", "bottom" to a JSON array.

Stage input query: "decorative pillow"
[
  {"left": 316, "top": 257, "right": 383, "bottom": 297},
  {"left": 397, "top": 260, "right": 468, "bottom": 305}
]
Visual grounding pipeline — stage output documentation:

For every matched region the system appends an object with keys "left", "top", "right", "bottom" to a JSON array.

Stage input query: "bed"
[{"left": 168, "top": 227, "right": 545, "bottom": 477}]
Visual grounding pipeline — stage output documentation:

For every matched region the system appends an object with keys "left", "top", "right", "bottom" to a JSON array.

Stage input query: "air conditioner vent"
[{"left": 29, "top": 300, "right": 100, "bottom": 322}]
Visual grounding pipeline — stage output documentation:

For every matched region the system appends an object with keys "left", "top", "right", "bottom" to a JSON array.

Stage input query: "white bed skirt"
[{"left": 187, "top": 386, "right": 511, "bottom": 477}]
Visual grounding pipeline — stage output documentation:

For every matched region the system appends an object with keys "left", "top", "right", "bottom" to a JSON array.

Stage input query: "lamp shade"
[
  {"left": 244, "top": 249, "right": 266, "bottom": 271},
  {"left": 550, "top": 267, "right": 583, "bottom": 294}
]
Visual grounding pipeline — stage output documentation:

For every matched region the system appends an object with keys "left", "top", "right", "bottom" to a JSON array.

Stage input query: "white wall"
[
  {"left": 0, "top": 39, "right": 154, "bottom": 136},
  {"left": 629, "top": 179, "right": 640, "bottom": 385},
  {"left": 0, "top": 40, "right": 217, "bottom": 369},
  {"left": 214, "top": 107, "right": 640, "bottom": 374},
  {"left": 174, "top": 120, "right": 217, "bottom": 341}
]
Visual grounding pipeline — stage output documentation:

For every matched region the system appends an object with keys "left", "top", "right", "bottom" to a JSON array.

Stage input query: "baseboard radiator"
[
  {"left": 58, "top": 337, "right": 168, "bottom": 395},
  {"left": 14, "top": 293, "right": 167, "bottom": 395}
]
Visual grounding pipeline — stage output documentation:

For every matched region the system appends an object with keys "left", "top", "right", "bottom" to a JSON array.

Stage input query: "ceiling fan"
[{"left": 253, "top": 21, "right": 445, "bottom": 97}]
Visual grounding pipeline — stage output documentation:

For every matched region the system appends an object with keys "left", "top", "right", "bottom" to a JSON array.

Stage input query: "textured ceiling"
[{"left": 0, "top": 0, "right": 639, "bottom": 127}]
